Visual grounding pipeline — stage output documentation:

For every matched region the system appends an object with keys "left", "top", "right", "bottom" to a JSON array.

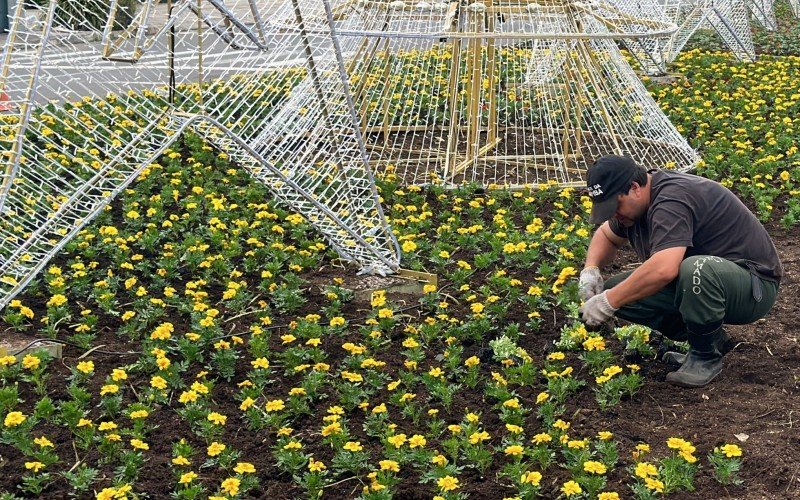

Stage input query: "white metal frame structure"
[
  {"left": 284, "top": 0, "right": 698, "bottom": 187},
  {"left": 0, "top": 0, "right": 401, "bottom": 311},
  {"left": 666, "top": 0, "right": 756, "bottom": 64}
]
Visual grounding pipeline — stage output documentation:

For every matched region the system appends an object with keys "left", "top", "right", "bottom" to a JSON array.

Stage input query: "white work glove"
[
  {"left": 578, "top": 266, "right": 604, "bottom": 302},
  {"left": 580, "top": 290, "right": 618, "bottom": 327}
]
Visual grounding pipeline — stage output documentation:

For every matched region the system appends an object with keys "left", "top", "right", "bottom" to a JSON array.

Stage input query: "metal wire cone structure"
[
  {"left": 666, "top": 0, "right": 756, "bottom": 64},
  {"left": 747, "top": 0, "right": 776, "bottom": 31},
  {"left": 278, "top": 0, "right": 698, "bottom": 188},
  {"left": 0, "top": 0, "right": 401, "bottom": 310}
]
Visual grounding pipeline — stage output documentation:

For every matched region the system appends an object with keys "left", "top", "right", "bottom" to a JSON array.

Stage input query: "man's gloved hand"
[
  {"left": 578, "top": 266, "right": 604, "bottom": 302},
  {"left": 580, "top": 290, "right": 618, "bottom": 327}
]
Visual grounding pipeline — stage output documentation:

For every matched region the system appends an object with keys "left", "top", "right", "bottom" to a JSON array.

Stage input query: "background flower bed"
[{"left": 1, "top": 7, "right": 800, "bottom": 499}]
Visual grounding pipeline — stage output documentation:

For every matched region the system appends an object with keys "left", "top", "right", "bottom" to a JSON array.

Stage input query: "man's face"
[{"left": 613, "top": 183, "right": 646, "bottom": 227}]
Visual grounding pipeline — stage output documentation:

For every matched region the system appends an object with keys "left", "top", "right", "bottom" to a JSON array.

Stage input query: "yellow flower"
[
  {"left": 172, "top": 456, "right": 190, "bottom": 466},
  {"left": 561, "top": 480, "right": 582, "bottom": 496},
  {"left": 179, "top": 471, "right": 197, "bottom": 484},
  {"left": 379, "top": 460, "right": 400, "bottom": 472},
  {"left": 265, "top": 399, "right": 285, "bottom": 412},
  {"left": 437, "top": 476, "right": 460, "bottom": 492},
  {"left": 531, "top": 433, "right": 552, "bottom": 445},
  {"left": 76, "top": 361, "right": 94, "bottom": 374},
  {"left": 98, "top": 421, "right": 118, "bottom": 431},
  {"left": 207, "top": 412, "right": 227, "bottom": 425},
  {"left": 207, "top": 442, "right": 226, "bottom": 456},
  {"left": 387, "top": 434, "right": 407, "bottom": 448},
  {"left": 24, "top": 461, "right": 45, "bottom": 473},
  {"left": 645, "top": 477, "right": 665, "bottom": 493},
  {"left": 506, "top": 424, "right": 523, "bottom": 434},
  {"left": 111, "top": 368, "right": 128, "bottom": 381},
  {"left": 46, "top": 294, "right": 67, "bottom": 307},
  {"left": 431, "top": 454, "right": 448, "bottom": 466},
  {"left": 130, "top": 439, "right": 149, "bottom": 450},
  {"left": 553, "top": 419, "right": 571, "bottom": 431},
  {"left": 34, "top": 436, "right": 54, "bottom": 447},
  {"left": 130, "top": 410, "right": 149, "bottom": 419},
  {"left": 22, "top": 355, "right": 41, "bottom": 370},
  {"left": 503, "top": 398, "right": 520, "bottom": 409},
  {"left": 408, "top": 434, "right": 427, "bottom": 448},
  {"left": 221, "top": 477, "right": 240, "bottom": 496},
  {"left": 634, "top": 462, "right": 658, "bottom": 479},
  {"left": 372, "top": 403, "right": 387, "bottom": 414},
  {"left": 470, "top": 302, "right": 485, "bottom": 314},
  {"left": 343, "top": 441, "right": 363, "bottom": 452},
  {"left": 464, "top": 356, "right": 480, "bottom": 368},
  {"left": 469, "top": 431, "right": 490, "bottom": 444},
  {"left": 520, "top": 471, "right": 542, "bottom": 485},
  {"left": 234, "top": 462, "right": 256, "bottom": 474},
  {"left": 505, "top": 445, "right": 524, "bottom": 456},
  {"left": 308, "top": 458, "right": 326, "bottom": 472},
  {"left": 283, "top": 441, "right": 302, "bottom": 450},
  {"left": 597, "top": 431, "right": 613, "bottom": 441},
  {"left": 598, "top": 493, "right": 620, "bottom": 500},
  {"left": 719, "top": 444, "right": 743, "bottom": 458},
  {"left": 150, "top": 376, "right": 167, "bottom": 390},
  {"left": 329, "top": 316, "right": 346, "bottom": 327},
  {"left": 100, "top": 384, "right": 119, "bottom": 396},
  {"left": 584, "top": 460, "right": 607, "bottom": 474}
]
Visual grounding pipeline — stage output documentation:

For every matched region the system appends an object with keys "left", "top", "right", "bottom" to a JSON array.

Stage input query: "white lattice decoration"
[
  {"left": 0, "top": 0, "right": 400, "bottom": 310},
  {"left": 298, "top": 0, "right": 698, "bottom": 187}
]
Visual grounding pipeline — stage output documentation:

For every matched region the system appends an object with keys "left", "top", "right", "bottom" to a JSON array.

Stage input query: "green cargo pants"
[{"left": 604, "top": 255, "right": 779, "bottom": 339}]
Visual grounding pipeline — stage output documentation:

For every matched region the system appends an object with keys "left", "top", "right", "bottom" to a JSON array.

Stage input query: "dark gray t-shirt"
[{"left": 609, "top": 170, "right": 783, "bottom": 283}]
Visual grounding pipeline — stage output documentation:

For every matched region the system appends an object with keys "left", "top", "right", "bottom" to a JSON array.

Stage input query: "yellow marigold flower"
[
  {"left": 466, "top": 412, "right": 480, "bottom": 423},
  {"left": 207, "top": 412, "right": 227, "bottom": 425},
  {"left": 150, "top": 376, "right": 167, "bottom": 390},
  {"left": 179, "top": 391, "right": 198, "bottom": 404},
  {"left": 24, "top": 461, "right": 45, "bottom": 473},
  {"left": 0, "top": 355, "right": 17, "bottom": 366},
  {"left": 521, "top": 471, "right": 542, "bottom": 485},
  {"left": 464, "top": 356, "right": 480, "bottom": 368},
  {"left": 431, "top": 454, "right": 448, "bottom": 466},
  {"left": 22, "top": 355, "right": 41, "bottom": 370},
  {"left": 531, "top": 433, "right": 552, "bottom": 445},
  {"left": 156, "top": 357, "right": 171, "bottom": 370},
  {"left": 207, "top": 442, "right": 226, "bottom": 457},
  {"left": 283, "top": 441, "right": 302, "bottom": 450},
  {"left": 503, "top": 398, "right": 520, "bottom": 409},
  {"left": 372, "top": 403, "right": 387, "bottom": 414},
  {"left": 408, "top": 434, "right": 427, "bottom": 448},
  {"left": 635, "top": 443, "right": 650, "bottom": 453},
  {"left": 100, "top": 384, "right": 119, "bottom": 396},
  {"left": 505, "top": 445, "right": 524, "bottom": 456},
  {"left": 387, "top": 434, "right": 407, "bottom": 448},
  {"left": 34, "top": 436, "right": 54, "bottom": 447},
  {"left": 321, "top": 422, "right": 342, "bottom": 436},
  {"left": 719, "top": 444, "right": 743, "bottom": 458},
  {"left": 98, "top": 421, "right": 118, "bottom": 431},
  {"left": 129, "top": 410, "right": 148, "bottom": 419},
  {"left": 172, "top": 456, "right": 190, "bottom": 466},
  {"left": 111, "top": 368, "right": 128, "bottom": 381},
  {"left": 130, "top": 439, "right": 149, "bottom": 450},
  {"left": 379, "top": 460, "right": 400, "bottom": 472},
  {"left": 584, "top": 460, "right": 607, "bottom": 474},
  {"left": 553, "top": 419, "right": 571, "bottom": 431},
  {"left": 77, "top": 418, "right": 93, "bottom": 428},
  {"left": 234, "top": 462, "right": 256, "bottom": 474},
  {"left": 561, "top": 480, "right": 582, "bottom": 496},
  {"left": 634, "top": 462, "right": 658, "bottom": 479},
  {"left": 597, "top": 431, "right": 613, "bottom": 441},
  {"left": 308, "top": 458, "right": 326, "bottom": 472},
  {"left": 469, "top": 431, "right": 490, "bottom": 444},
  {"left": 598, "top": 493, "right": 620, "bottom": 500},
  {"left": 583, "top": 336, "right": 606, "bottom": 351},
  {"left": 402, "top": 337, "right": 420, "bottom": 349},
  {"left": 506, "top": 424, "right": 523, "bottom": 434},
  {"left": 105, "top": 433, "right": 121, "bottom": 442},
  {"left": 437, "top": 476, "right": 460, "bottom": 492},
  {"left": 568, "top": 439, "right": 588, "bottom": 449},
  {"left": 428, "top": 367, "right": 444, "bottom": 378},
  {"left": 221, "top": 477, "right": 240, "bottom": 496},
  {"left": 46, "top": 294, "right": 67, "bottom": 308},
  {"left": 179, "top": 471, "right": 197, "bottom": 484},
  {"left": 547, "top": 352, "right": 565, "bottom": 361},
  {"left": 329, "top": 316, "right": 346, "bottom": 327},
  {"left": 250, "top": 357, "right": 270, "bottom": 369},
  {"left": 76, "top": 361, "right": 94, "bottom": 374},
  {"left": 645, "top": 477, "right": 665, "bottom": 493},
  {"left": 680, "top": 450, "right": 698, "bottom": 463},
  {"left": 343, "top": 441, "right": 363, "bottom": 452},
  {"left": 277, "top": 427, "right": 293, "bottom": 436},
  {"left": 265, "top": 399, "right": 285, "bottom": 412},
  {"left": 423, "top": 284, "right": 437, "bottom": 293},
  {"left": 448, "top": 424, "right": 462, "bottom": 434}
]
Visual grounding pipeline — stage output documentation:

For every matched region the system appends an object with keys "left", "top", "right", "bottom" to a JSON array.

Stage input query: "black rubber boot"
[
  {"left": 665, "top": 327, "right": 727, "bottom": 388},
  {"left": 662, "top": 327, "right": 734, "bottom": 367}
]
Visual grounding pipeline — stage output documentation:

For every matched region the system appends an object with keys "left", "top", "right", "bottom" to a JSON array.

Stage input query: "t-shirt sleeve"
[
  {"left": 648, "top": 200, "right": 694, "bottom": 253},
  {"left": 608, "top": 218, "right": 628, "bottom": 238}
]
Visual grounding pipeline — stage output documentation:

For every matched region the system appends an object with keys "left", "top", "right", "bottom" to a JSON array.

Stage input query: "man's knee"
[{"left": 678, "top": 255, "right": 725, "bottom": 293}]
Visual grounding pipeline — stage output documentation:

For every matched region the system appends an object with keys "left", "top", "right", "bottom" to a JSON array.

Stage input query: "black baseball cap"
[{"left": 586, "top": 155, "right": 640, "bottom": 224}]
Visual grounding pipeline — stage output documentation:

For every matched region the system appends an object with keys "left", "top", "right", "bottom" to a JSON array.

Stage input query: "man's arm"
[
  {"left": 585, "top": 222, "right": 627, "bottom": 269},
  {"left": 605, "top": 246, "right": 686, "bottom": 308}
]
